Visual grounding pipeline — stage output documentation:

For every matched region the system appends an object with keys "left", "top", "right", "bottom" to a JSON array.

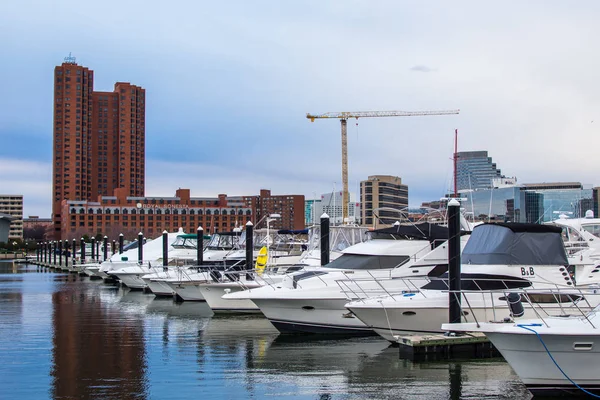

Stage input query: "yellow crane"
[{"left": 306, "top": 109, "right": 460, "bottom": 222}]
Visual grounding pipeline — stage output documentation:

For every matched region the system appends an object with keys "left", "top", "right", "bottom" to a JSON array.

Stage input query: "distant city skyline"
[{"left": 2, "top": 1, "right": 600, "bottom": 218}]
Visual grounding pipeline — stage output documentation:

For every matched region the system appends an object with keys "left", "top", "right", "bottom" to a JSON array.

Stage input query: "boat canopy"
[
  {"left": 277, "top": 229, "right": 309, "bottom": 235},
  {"left": 462, "top": 223, "right": 568, "bottom": 265},
  {"left": 369, "top": 222, "right": 453, "bottom": 243},
  {"left": 217, "top": 231, "right": 243, "bottom": 236}
]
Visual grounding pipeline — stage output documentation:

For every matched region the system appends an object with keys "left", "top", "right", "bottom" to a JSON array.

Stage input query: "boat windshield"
[
  {"left": 582, "top": 224, "right": 600, "bottom": 238},
  {"left": 206, "top": 233, "right": 238, "bottom": 250},
  {"left": 307, "top": 225, "right": 369, "bottom": 252},
  {"left": 325, "top": 254, "right": 410, "bottom": 270},
  {"left": 171, "top": 235, "right": 198, "bottom": 249},
  {"left": 123, "top": 239, "right": 143, "bottom": 251}
]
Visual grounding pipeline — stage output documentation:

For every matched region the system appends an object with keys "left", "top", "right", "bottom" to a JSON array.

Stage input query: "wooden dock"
[{"left": 396, "top": 332, "right": 499, "bottom": 361}]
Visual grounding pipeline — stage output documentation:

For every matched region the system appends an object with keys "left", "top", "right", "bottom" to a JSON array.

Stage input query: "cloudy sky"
[{"left": 2, "top": 0, "right": 600, "bottom": 217}]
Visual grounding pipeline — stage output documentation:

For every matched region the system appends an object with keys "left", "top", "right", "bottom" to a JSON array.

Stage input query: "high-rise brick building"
[{"left": 52, "top": 55, "right": 145, "bottom": 239}]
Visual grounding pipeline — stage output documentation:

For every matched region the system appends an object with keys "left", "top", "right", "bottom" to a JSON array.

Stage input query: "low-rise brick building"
[{"left": 59, "top": 188, "right": 305, "bottom": 240}]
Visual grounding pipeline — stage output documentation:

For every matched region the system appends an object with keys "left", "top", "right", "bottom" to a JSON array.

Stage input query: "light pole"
[{"left": 265, "top": 213, "right": 281, "bottom": 262}]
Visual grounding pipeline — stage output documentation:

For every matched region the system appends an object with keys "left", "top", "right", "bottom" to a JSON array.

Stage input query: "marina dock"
[{"left": 396, "top": 332, "right": 498, "bottom": 361}]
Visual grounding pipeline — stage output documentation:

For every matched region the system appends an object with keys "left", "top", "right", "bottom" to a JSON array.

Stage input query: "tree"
[{"left": 23, "top": 224, "right": 51, "bottom": 241}]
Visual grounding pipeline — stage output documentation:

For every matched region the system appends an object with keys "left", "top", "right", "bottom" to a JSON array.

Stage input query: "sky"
[{"left": 2, "top": 0, "right": 600, "bottom": 218}]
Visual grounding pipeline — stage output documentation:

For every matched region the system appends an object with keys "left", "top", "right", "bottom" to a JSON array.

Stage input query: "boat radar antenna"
[{"left": 64, "top": 52, "right": 77, "bottom": 64}]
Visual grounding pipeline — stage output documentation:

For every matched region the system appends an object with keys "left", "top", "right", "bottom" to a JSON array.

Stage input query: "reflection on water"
[{"left": 0, "top": 264, "right": 531, "bottom": 399}]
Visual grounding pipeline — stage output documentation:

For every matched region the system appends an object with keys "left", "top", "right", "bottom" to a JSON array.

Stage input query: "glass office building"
[
  {"left": 460, "top": 183, "right": 595, "bottom": 223},
  {"left": 456, "top": 151, "right": 504, "bottom": 191}
]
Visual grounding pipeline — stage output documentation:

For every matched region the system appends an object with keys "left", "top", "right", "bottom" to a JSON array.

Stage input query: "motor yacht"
[
  {"left": 442, "top": 288, "right": 600, "bottom": 397},
  {"left": 144, "top": 230, "right": 246, "bottom": 298},
  {"left": 107, "top": 230, "right": 199, "bottom": 289},
  {"left": 345, "top": 223, "right": 600, "bottom": 342},
  {"left": 224, "top": 222, "right": 467, "bottom": 334},
  {"left": 200, "top": 225, "right": 368, "bottom": 313},
  {"left": 159, "top": 228, "right": 309, "bottom": 301}
]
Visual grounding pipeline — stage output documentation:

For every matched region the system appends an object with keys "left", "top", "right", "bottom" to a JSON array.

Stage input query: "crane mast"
[{"left": 307, "top": 109, "right": 460, "bottom": 223}]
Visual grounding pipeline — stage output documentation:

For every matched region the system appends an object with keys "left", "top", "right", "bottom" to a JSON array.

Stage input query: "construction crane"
[{"left": 306, "top": 109, "right": 460, "bottom": 222}]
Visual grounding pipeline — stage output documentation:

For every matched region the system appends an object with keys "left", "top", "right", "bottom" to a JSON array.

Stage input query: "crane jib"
[{"left": 305, "top": 109, "right": 459, "bottom": 223}]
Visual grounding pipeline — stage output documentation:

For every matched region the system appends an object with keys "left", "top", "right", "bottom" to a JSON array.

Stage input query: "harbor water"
[{"left": 0, "top": 261, "right": 532, "bottom": 399}]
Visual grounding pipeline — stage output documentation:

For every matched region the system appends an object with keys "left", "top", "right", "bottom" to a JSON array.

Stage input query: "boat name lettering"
[{"left": 521, "top": 267, "right": 535, "bottom": 276}]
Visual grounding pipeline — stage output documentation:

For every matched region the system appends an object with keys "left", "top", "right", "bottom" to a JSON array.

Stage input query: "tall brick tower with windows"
[{"left": 52, "top": 55, "right": 145, "bottom": 239}]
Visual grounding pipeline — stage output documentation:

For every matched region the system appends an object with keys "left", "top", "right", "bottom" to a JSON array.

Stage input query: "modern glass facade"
[
  {"left": 456, "top": 151, "right": 503, "bottom": 191},
  {"left": 460, "top": 185, "right": 594, "bottom": 223}
]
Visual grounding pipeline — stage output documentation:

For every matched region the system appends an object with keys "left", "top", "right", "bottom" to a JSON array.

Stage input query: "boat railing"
[
  {"left": 336, "top": 274, "right": 429, "bottom": 301},
  {"left": 447, "top": 285, "right": 600, "bottom": 329},
  {"left": 337, "top": 273, "right": 600, "bottom": 325}
]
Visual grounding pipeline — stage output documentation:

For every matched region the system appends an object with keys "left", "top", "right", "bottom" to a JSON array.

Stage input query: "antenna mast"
[{"left": 453, "top": 129, "right": 458, "bottom": 198}]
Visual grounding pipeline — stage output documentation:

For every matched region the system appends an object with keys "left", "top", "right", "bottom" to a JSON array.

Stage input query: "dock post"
[
  {"left": 44, "top": 242, "right": 48, "bottom": 264},
  {"left": 119, "top": 233, "right": 124, "bottom": 254},
  {"left": 111, "top": 240, "right": 116, "bottom": 256},
  {"left": 447, "top": 198, "right": 462, "bottom": 326},
  {"left": 320, "top": 213, "right": 330, "bottom": 266},
  {"left": 162, "top": 230, "right": 168, "bottom": 270},
  {"left": 103, "top": 236, "right": 108, "bottom": 261},
  {"left": 96, "top": 239, "right": 100, "bottom": 262},
  {"left": 80, "top": 238, "right": 86, "bottom": 264},
  {"left": 53, "top": 241, "right": 56, "bottom": 266},
  {"left": 59, "top": 240, "right": 63, "bottom": 267},
  {"left": 245, "top": 221, "right": 253, "bottom": 273},
  {"left": 197, "top": 226, "right": 203, "bottom": 265},
  {"left": 138, "top": 232, "right": 144, "bottom": 264},
  {"left": 138, "top": 232, "right": 144, "bottom": 265},
  {"left": 91, "top": 237, "right": 96, "bottom": 262},
  {"left": 72, "top": 239, "right": 76, "bottom": 267}
]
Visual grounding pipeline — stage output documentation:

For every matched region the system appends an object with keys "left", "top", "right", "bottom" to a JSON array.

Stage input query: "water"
[{"left": 0, "top": 262, "right": 532, "bottom": 399}]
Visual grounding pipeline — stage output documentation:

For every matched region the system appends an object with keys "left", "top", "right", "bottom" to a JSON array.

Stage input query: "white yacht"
[
  {"left": 200, "top": 225, "right": 368, "bottom": 313},
  {"left": 107, "top": 230, "right": 199, "bottom": 289},
  {"left": 158, "top": 228, "right": 309, "bottom": 301},
  {"left": 345, "top": 222, "right": 600, "bottom": 342},
  {"left": 224, "top": 222, "right": 464, "bottom": 334},
  {"left": 442, "top": 288, "right": 600, "bottom": 397},
  {"left": 145, "top": 230, "right": 248, "bottom": 299}
]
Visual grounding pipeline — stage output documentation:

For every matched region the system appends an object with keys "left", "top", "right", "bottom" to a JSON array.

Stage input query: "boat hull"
[
  {"left": 200, "top": 283, "right": 261, "bottom": 313},
  {"left": 170, "top": 282, "right": 205, "bottom": 301},
  {"left": 488, "top": 331, "right": 600, "bottom": 397},
  {"left": 112, "top": 273, "right": 148, "bottom": 289},
  {"left": 252, "top": 297, "right": 374, "bottom": 335},
  {"left": 146, "top": 279, "right": 175, "bottom": 297}
]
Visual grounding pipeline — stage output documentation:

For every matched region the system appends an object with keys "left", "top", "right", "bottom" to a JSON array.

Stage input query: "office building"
[
  {"left": 0, "top": 195, "right": 23, "bottom": 240},
  {"left": 255, "top": 189, "right": 305, "bottom": 231},
  {"left": 456, "top": 151, "right": 511, "bottom": 191},
  {"left": 308, "top": 192, "right": 360, "bottom": 226},
  {"left": 52, "top": 55, "right": 145, "bottom": 239},
  {"left": 458, "top": 182, "right": 595, "bottom": 223},
  {"left": 304, "top": 199, "right": 320, "bottom": 226},
  {"left": 360, "top": 175, "right": 408, "bottom": 226}
]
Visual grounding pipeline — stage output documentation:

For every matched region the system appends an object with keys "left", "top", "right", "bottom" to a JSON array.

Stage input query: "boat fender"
[{"left": 507, "top": 292, "right": 524, "bottom": 318}]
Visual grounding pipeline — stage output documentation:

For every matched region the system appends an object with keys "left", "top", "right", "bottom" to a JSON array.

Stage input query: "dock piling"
[
  {"left": 138, "top": 232, "right": 143, "bottom": 264},
  {"left": 447, "top": 198, "right": 462, "bottom": 327},
  {"left": 197, "top": 226, "right": 203, "bottom": 266},
  {"left": 162, "top": 230, "right": 168, "bottom": 269},
  {"left": 320, "top": 213, "right": 330, "bottom": 266}
]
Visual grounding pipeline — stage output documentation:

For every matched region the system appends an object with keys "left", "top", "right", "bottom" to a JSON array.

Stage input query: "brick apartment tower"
[{"left": 52, "top": 55, "right": 145, "bottom": 239}]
